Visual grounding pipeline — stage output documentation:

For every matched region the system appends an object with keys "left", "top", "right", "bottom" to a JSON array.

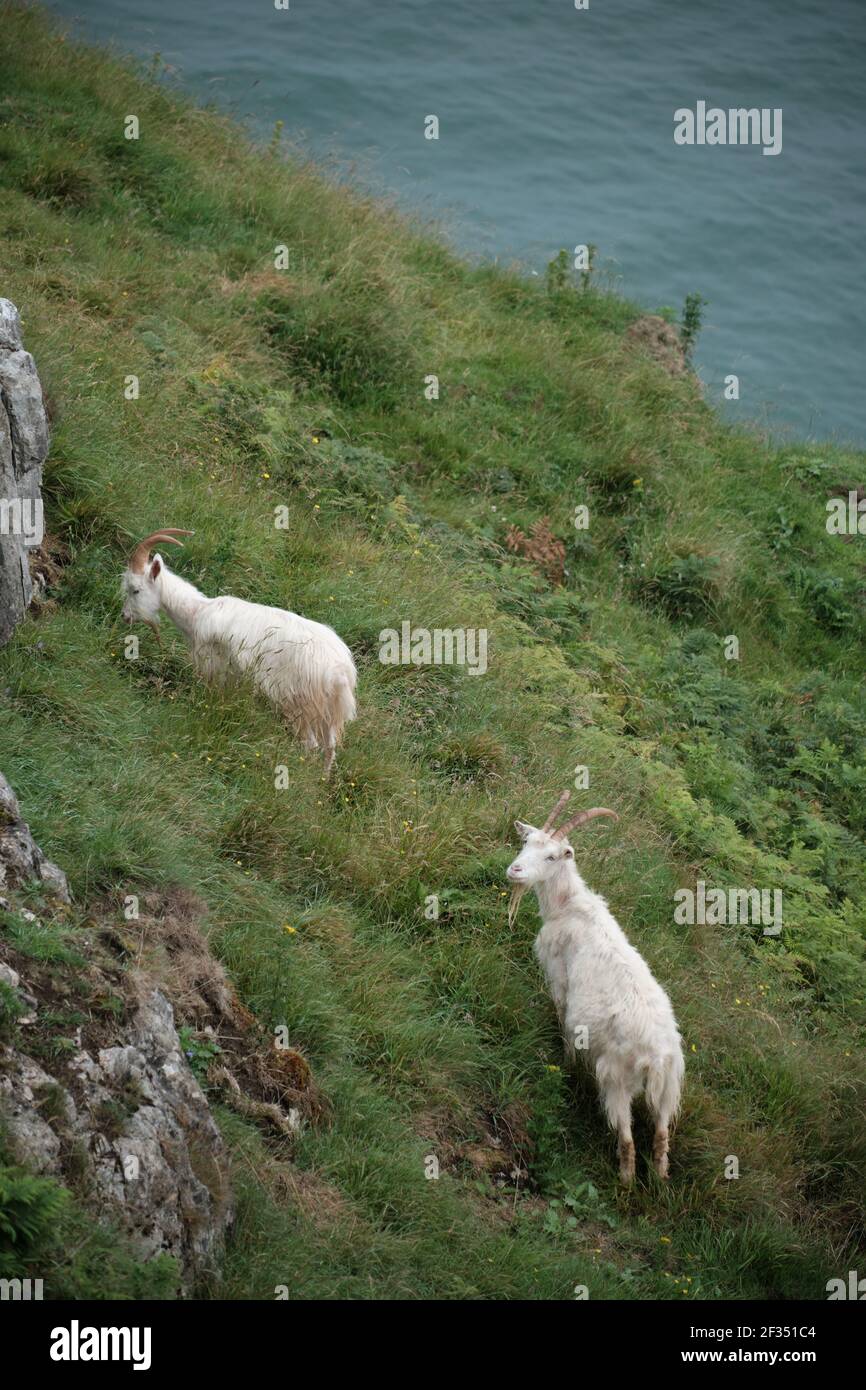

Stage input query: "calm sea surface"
[{"left": 49, "top": 0, "right": 866, "bottom": 445}]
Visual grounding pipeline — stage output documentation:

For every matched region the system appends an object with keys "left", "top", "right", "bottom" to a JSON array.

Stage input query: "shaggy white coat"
[
  {"left": 122, "top": 557, "right": 356, "bottom": 771},
  {"left": 508, "top": 822, "right": 684, "bottom": 1181}
]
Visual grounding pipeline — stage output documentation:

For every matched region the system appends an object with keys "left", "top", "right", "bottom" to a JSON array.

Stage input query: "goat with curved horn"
[
  {"left": 506, "top": 793, "right": 683, "bottom": 1184},
  {"left": 120, "top": 526, "right": 357, "bottom": 775}
]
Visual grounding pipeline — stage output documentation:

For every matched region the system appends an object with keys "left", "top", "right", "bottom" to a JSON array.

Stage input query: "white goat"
[
  {"left": 507, "top": 790, "right": 684, "bottom": 1183},
  {"left": 121, "top": 529, "right": 357, "bottom": 774}
]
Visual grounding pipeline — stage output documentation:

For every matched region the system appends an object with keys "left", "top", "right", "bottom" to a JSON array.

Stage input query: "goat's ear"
[
  {"left": 149, "top": 555, "right": 162, "bottom": 581},
  {"left": 563, "top": 845, "right": 574, "bottom": 859},
  {"left": 514, "top": 819, "right": 534, "bottom": 841}
]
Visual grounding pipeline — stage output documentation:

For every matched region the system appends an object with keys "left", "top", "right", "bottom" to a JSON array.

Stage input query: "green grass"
[{"left": 0, "top": 2, "right": 864, "bottom": 1300}]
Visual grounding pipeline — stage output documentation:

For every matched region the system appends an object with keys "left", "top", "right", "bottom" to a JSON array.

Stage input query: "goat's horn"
[
  {"left": 555, "top": 807, "right": 619, "bottom": 839},
  {"left": 541, "top": 789, "right": 571, "bottom": 832},
  {"left": 128, "top": 529, "right": 194, "bottom": 573}
]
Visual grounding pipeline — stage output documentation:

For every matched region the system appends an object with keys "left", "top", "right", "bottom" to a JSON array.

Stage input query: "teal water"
[{"left": 50, "top": 0, "right": 865, "bottom": 445}]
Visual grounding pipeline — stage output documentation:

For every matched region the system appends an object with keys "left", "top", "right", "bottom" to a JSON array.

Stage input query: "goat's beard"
[{"left": 507, "top": 883, "right": 527, "bottom": 928}]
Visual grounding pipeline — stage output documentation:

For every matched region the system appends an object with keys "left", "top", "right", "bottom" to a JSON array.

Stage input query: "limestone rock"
[
  {"left": 1, "top": 986, "right": 233, "bottom": 1287},
  {"left": 0, "top": 771, "right": 233, "bottom": 1290},
  {"left": 0, "top": 298, "right": 50, "bottom": 645},
  {"left": 0, "top": 770, "right": 70, "bottom": 902}
]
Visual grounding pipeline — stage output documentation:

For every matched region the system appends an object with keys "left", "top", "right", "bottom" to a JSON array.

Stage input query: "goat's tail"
[
  {"left": 310, "top": 667, "right": 357, "bottom": 748},
  {"left": 280, "top": 663, "right": 357, "bottom": 756},
  {"left": 330, "top": 668, "right": 357, "bottom": 729},
  {"left": 645, "top": 1046, "right": 685, "bottom": 1127}
]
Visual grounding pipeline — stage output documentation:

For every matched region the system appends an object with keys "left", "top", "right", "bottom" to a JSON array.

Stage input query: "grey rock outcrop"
[
  {"left": 0, "top": 770, "right": 70, "bottom": 902},
  {"left": 0, "top": 772, "right": 234, "bottom": 1292},
  {"left": 0, "top": 988, "right": 234, "bottom": 1285},
  {"left": 0, "top": 298, "right": 49, "bottom": 645}
]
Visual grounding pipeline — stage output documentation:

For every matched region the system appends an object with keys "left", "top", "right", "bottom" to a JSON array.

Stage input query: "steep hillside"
[{"left": 0, "top": 3, "right": 864, "bottom": 1299}]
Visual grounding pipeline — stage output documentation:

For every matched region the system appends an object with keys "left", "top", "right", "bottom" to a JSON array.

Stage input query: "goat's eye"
[{"left": 546, "top": 854, "right": 556, "bottom": 861}]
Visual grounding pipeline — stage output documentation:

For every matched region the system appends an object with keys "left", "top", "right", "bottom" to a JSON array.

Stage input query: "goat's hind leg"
[
  {"left": 320, "top": 721, "right": 340, "bottom": 778},
  {"left": 647, "top": 1061, "right": 679, "bottom": 1179},
  {"left": 293, "top": 720, "right": 324, "bottom": 769},
  {"left": 603, "top": 1082, "right": 635, "bottom": 1185},
  {"left": 650, "top": 1093, "right": 676, "bottom": 1179},
  {"left": 652, "top": 1123, "right": 670, "bottom": 1179}
]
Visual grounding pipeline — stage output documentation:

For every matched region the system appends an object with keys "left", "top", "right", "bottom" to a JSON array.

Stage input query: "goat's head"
[
  {"left": 121, "top": 529, "right": 192, "bottom": 631},
  {"left": 506, "top": 790, "right": 618, "bottom": 924}
]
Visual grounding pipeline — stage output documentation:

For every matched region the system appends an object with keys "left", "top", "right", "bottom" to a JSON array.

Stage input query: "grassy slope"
[{"left": 0, "top": 4, "right": 864, "bottom": 1300}]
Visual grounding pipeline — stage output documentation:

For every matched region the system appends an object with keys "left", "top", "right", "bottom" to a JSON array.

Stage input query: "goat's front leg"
[{"left": 195, "top": 641, "right": 231, "bottom": 686}]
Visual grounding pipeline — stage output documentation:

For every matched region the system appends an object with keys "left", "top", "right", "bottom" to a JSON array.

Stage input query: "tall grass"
[{"left": 0, "top": 3, "right": 864, "bottom": 1300}]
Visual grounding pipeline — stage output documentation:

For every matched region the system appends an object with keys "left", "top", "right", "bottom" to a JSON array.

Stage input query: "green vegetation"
[
  {"left": 680, "top": 292, "right": 708, "bottom": 361},
  {"left": 0, "top": 1147, "right": 178, "bottom": 1298},
  {"left": 178, "top": 1025, "right": 223, "bottom": 1082},
  {"left": 1, "top": 4, "right": 864, "bottom": 1300}
]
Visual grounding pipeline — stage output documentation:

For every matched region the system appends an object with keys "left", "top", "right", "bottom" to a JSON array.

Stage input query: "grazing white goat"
[
  {"left": 507, "top": 791, "right": 684, "bottom": 1183},
  {"left": 121, "top": 529, "right": 357, "bottom": 774}
]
